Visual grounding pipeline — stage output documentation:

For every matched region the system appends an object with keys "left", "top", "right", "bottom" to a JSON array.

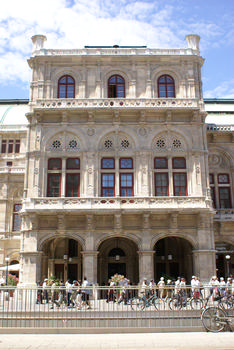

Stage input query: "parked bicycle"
[
  {"left": 201, "top": 306, "right": 234, "bottom": 332},
  {"left": 131, "top": 293, "right": 164, "bottom": 311}
]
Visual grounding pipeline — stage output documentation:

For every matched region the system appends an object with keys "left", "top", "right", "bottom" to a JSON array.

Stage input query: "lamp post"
[
  {"left": 5, "top": 255, "right": 10, "bottom": 286},
  {"left": 225, "top": 255, "right": 231, "bottom": 278}
]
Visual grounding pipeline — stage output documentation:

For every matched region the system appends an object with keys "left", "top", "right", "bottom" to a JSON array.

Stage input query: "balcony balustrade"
[{"left": 214, "top": 209, "right": 234, "bottom": 221}]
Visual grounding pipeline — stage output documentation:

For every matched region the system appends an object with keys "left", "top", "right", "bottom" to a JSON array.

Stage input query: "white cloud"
[{"left": 204, "top": 79, "right": 234, "bottom": 99}]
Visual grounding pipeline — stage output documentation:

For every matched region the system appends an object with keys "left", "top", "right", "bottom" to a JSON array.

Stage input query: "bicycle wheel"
[
  {"left": 202, "top": 307, "right": 227, "bottom": 332},
  {"left": 190, "top": 297, "right": 203, "bottom": 310},
  {"left": 169, "top": 298, "right": 182, "bottom": 310},
  {"left": 153, "top": 298, "right": 165, "bottom": 310},
  {"left": 131, "top": 297, "right": 145, "bottom": 311}
]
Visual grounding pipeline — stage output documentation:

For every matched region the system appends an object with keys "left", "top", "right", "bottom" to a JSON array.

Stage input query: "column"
[
  {"left": 20, "top": 251, "right": 43, "bottom": 286},
  {"left": 193, "top": 249, "right": 216, "bottom": 282},
  {"left": 138, "top": 250, "right": 155, "bottom": 282},
  {"left": 81, "top": 251, "right": 99, "bottom": 284}
]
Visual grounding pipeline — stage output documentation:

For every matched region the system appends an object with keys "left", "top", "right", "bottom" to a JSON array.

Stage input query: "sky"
[{"left": 0, "top": 0, "right": 233, "bottom": 100}]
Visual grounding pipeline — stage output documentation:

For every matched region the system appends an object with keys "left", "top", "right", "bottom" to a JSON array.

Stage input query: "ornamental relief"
[
  {"left": 46, "top": 132, "right": 81, "bottom": 152},
  {"left": 99, "top": 132, "right": 134, "bottom": 152},
  {"left": 208, "top": 153, "right": 227, "bottom": 168},
  {"left": 152, "top": 133, "right": 186, "bottom": 152}
]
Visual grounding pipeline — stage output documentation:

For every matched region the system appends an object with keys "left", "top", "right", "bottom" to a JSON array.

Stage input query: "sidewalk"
[{"left": 0, "top": 332, "right": 233, "bottom": 350}]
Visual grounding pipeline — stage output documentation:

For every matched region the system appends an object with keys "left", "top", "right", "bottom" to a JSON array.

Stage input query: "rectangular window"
[
  {"left": 155, "top": 173, "right": 169, "bottom": 196},
  {"left": 47, "top": 174, "right": 61, "bottom": 197},
  {"left": 48, "top": 158, "right": 62, "bottom": 170},
  {"left": 120, "top": 173, "right": 133, "bottom": 197},
  {"left": 15, "top": 140, "right": 20, "bottom": 153},
  {"left": 154, "top": 157, "right": 168, "bottom": 169},
  {"left": 101, "top": 173, "right": 115, "bottom": 197},
  {"left": 210, "top": 187, "right": 216, "bottom": 209},
  {"left": 1, "top": 140, "right": 6, "bottom": 153},
  {"left": 173, "top": 173, "right": 187, "bottom": 196},
  {"left": 13, "top": 204, "right": 22, "bottom": 231},
  {"left": 209, "top": 174, "right": 214, "bottom": 185},
  {"left": 119, "top": 158, "right": 133, "bottom": 169},
  {"left": 218, "top": 174, "right": 229, "bottom": 184},
  {"left": 172, "top": 157, "right": 186, "bottom": 169},
  {"left": 66, "top": 174, "right": 80, "bottom": 197},
  {"left": 101, "top": 158, "right": 115, "bottom": 169},
  {"left": 8, "top": 140, "right": 14, "bottom": 153},
  {"left": 219, "top": 188, "right": 231, "bottom": 209},
  {"left": 66, "top": 158, "right": 80, "bottom": 169}
]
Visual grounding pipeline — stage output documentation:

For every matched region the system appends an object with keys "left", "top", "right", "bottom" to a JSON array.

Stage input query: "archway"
[
  {"left": 42, "top": 237, "right": 83, "bottom": 282},
  {"left": 98, "top": 237, "right": 139, "bottom": 285},
  {"left": 154, "top": 237, "right": 193, "bottom": 282},
  {"left": 215, "top": 242, "right": 234, "bottom": 278}
]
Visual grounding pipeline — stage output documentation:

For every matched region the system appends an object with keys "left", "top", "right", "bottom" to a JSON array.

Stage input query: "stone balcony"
[
  {"left": 22, "top": 196, "right": 211, "bottom": 214},
  {"left": 0, "top": 167, "right": 25, "bottom": 174},
  {"left": 33, "top": 98, "right": 203, "bottom": 111},
  {"left": 214, "top": 209, "right": 234, "bottom": 221}
]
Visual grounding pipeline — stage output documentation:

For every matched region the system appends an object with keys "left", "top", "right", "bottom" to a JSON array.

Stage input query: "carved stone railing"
[
  {"left": 22, "top": 196, "right": 211, "bottom": 212},
  {"left": 214, "top": 209, "right": 234, "bottom": 220},
  {"left": 33, "top": 47, "right": 200, "bottom": 57},
  {"left": 34, "top": 98, "right": 202, "bottom": 110},
  {"left": 206, "top": 124, "right": 233, "bottom": 131},
  {"left": 0, "top": 167, "right": 25, "bottom": 174}
]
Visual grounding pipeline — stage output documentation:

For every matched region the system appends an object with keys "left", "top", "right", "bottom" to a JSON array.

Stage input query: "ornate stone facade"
[{"left": 0, "top": 35, "right": 233, "bottom": 285}]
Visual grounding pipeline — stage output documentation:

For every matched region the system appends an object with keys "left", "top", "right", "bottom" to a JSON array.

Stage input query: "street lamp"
[
  {"left": 5, "top": 256, "right": 10, "bottom": 286},
  {"left": 225, "top": 255, "right": 231, "bottom": 278}
]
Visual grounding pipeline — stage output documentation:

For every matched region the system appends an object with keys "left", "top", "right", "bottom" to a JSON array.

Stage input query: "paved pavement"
[{"left": 0, "top": 332, "right": 233, "bottom": 350}]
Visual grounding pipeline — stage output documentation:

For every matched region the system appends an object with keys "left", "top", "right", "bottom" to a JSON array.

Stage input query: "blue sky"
[{"left": 0, "top": 0, "right": 233, "bottom": 99}]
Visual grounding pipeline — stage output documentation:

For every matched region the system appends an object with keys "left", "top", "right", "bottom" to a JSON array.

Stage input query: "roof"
[
  {"left": 204, "top": 98, "right": 234, "bottom": 125},
  {"left": 0, "top": 100, "right": 29, "bottom": 129}
]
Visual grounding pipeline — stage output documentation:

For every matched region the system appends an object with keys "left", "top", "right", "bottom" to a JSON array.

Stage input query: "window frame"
[
  {"left": 120, "top": 172, "right": 134, "bottom": 197},
  {"left": 119, "top": 157, "right": 133, "bottom": 169},
  {"left": 154, "top": 157, "right": 168, "bottom": 169},
  {"left": 48, "top": 158, "right": 62, "bottom": 170},
  {"left": 108, "top": 74, "right": 125, "bottom": 98},
  {"left": 47, "top": 173, "right": 61, "bottom": 197},
  {"left": 101, "top": 157, "right": 115, "bottom": 169},
  {"left": 172, "top": 157, "right": 186, "bottom": 169},
  {"left": 57, "top": 75, "right": 75, "bottom": 99},
  {"left": 12, "top": 204, "right": 22, "bottom": 232},
  {"left": 155, "top": 172, "right": 169, "bottom": 196},
  {"left": 158, "top": 74, "right": 175, "bottom": 98},
  {"left": 66, "top": 173, "right": 80, "bottom": 197},
  {"left": 101, "top": 173, "right": 115, "bottom": 197},
  {"left": 173, "top": 172, "right": 187, "bottom": 196},
  {"left": 66, "top": 158, "right": 80, "bottom": 170}
]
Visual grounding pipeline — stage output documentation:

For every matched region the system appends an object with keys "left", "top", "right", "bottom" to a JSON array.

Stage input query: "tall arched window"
[
  {"left": 158, "top": 75, "right": 175, "bottom": 98},
  {"left": 108, "top": 75, "right": 125, "bottom": 98},
  {"left": 58, "top": 75, "right": 75, "bottom": 98}
]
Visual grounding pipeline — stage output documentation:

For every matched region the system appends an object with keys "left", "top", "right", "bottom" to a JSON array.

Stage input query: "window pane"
[
  {"left": 155, "top": 158, "right": 168, "bottom": 169},
  {"left": 102, "top": 158, "right": 115, "bottom": 169},
  {"left": 14, "top": 204, "right": 22, "bottom": 212},
  {"left": 66, "top": 174, "right": 79, "bottom": 197},
  {"left": 8, "top": 140, "right": 14, "bottom": 153},
  {"left": 48, "top": 159, "right": 62, "bottom": 170},
  {"left": 174, "top": 173, "right": 187, "bottom": 196},
  {"left": 209, "top": 174, "right": 214, "bottom": 184},
  {"left": 101, "top": 174, "right": 115, "bottom": 197},
  {"left": 120, "top": 174, "right": 133, "bottom": 197},
  {"left": 48, "top": 174, "right": 61, "bottom": 197},
  {"left": 219, "top": 188, "right": 231, "bottom": 208},
  {"left": 120, "top": 158, "right": 133, "bottom": 169},
  {"left": 117, "top": 76, "right": 124, "bottom": 83},
  {"left": 173, "top": 157, "right": 186, "bottom": 169},
  {"left": 13, "top": 214, "right": 21, "bottom": 231},
  {"left": 210, "top": 187, "right": 216, "bottom": 208},
  {"left": 15, "top": 140, "right": 20, "bottom": 153},
  {"left": 67, "top": 77, "right": 74, "bottom": 84},
  {"left": 1, "top": 140, "right": 6, "bottom": 153},
  {"left": 66, "top": 158, "right": 80, "bottom": 169},
  {"left": 218, "top": 174, "right": 229, "bottom": 184},
  {"left": 155, "top": 174, "right": 168, "bottom": 196}
]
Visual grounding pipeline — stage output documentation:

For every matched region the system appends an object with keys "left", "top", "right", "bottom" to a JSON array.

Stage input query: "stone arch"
[
  {"left": 102, "top": 68, "right": 133, "bottom": 98},
  {"left": 152, "top": 68, "right": 182, "bottom": 98},
  {"left": 97, "top": 129, "right": 137, "bottom": 153},
  {"left": 38, "top": 232, "right": 85, "bottom": 252},
  {"left": 52, "top": 68, "right": 82, "bottom": 98},
  {"left": 208, "top": 146, "right": 233, "bottom": 169},
  {"left": 97, "top": 235, "right": 140, "bottom": 284},
  {"left": 151, "top": 232, "right": 197, "bottom": 251},
  {"left": 215, "top": 240, "right": 234, "bottom": 279},
  {"left": 150, "top": 127, "right": 192, "bottom": 153},
  {"left": 95, "top": 231, "right": 141, "bottom": 251}
]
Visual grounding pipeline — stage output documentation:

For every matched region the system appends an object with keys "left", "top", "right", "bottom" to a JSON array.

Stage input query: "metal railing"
[{"left": 0, "top": 285, "right": 232, "bottom": 331}]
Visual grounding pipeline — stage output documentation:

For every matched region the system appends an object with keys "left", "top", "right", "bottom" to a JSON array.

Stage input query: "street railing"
[{"left": 0, "top": 285, "right": 232, "bottom": 330}]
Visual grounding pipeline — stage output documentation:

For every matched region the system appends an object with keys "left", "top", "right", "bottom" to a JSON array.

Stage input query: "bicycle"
[
  {"left": 201, "top": 306, "right": 234, "bottom": 332},
  {"left": 169, "top": 291, "right": 189, "bottom": 310},
  {"left": 131, "top": 292, "right": 164, "bottom": 311}
]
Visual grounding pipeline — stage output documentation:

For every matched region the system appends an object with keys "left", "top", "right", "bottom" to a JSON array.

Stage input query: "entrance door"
[
  {"left": 108, "top": 263, "right": 126, "bottom": 279},
  {"left": 55, "top": 264, "right": 64, "bottom": 281},
  {"left": 68, "top": 264, "right": 78, "bottom": 281}
]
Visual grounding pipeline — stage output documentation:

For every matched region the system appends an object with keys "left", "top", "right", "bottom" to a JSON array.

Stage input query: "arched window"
[
  {"left": 108, "top": 75, "right": 125, "bottom": 98},
  {"left": 58, "top": 75, "right": 75, "bottom": 98},
  {"left": 158, "top": 75, "right": 175, "bottom": 98}
]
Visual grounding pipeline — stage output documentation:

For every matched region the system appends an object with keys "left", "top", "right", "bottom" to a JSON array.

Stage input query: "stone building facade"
[{"left": 0, "top": 34, "right": 233, "bottom": 285}]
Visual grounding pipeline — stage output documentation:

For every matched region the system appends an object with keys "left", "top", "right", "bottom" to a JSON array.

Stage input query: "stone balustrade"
[
  {"left": 214, "top": 209, "right": 234, "bottom": 220},
  {"left": 22, "top": 196, "right": 210, "bottom": 212},
  {"left": 0, "top": 167, "right": 25, "bottom": 174},
  {"left": 34, "top": 98, "right": 202, "bottom": 110}
]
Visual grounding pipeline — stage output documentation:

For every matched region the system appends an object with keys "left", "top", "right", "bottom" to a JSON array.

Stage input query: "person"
[
  {"left": 36, "top": 281, "right": 43, "bottom": 304},
  {"left": 65, "top": 279, "right": 72, "bottom": 307},
  {"left": 157, "top": 277, "right": 165, "bottom": 299},
  {"left": 57, "top": 280, "right": 66, "bottom": 305},
  {"left": 81, "top": 276, "right": 91, "bottom": 309},
  {"left": 219, "top": 277, "right": 226, "bottom": 297},
  {"left": 165, "top": 279, "right": 172, "bottom": 300},
  {"left": 149, "top": 279, "right": 155, "bottom": 297},
  {"left": 107, "top": 279, "right": 116, "bottom": 303},
  {"left": 141, "top": 278, "right": 149, "bottom": 298},
  {"left": 190, "top": 276, "right": 196, "bottom": 297},
  {"left": 174, "top": 277, "right": 181, "bottom": 295},
  {"left": 50, "top": 279, "right": 59, "bottom": 309},
  {"left": 180, "top": 277, "right": 187, "bottom": 300},
  {"left": 70, "top": 280, "right": 79, "bottom": 307},
  {"left": 42, "top": 278, "right": 48, "bottom": 303}
]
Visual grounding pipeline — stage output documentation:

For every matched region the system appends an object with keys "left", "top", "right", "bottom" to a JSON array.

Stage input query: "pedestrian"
[
  {"left": 157, "top": 277, "right": 165, "bottom": 299},
  {"left": 42, "top": 278, "right": 48, "bottom": 303},
  {"left": 50, "top": 279, "right": 59, "bottom": 309},
  {"left": 82, "top": 276, "right": 91, "bottom": 309}
]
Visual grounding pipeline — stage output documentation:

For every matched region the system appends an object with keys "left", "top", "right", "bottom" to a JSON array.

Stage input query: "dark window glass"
[
  {"left": 101, "top": 173, "right": 115, "bottom": 197},
  {"left": 209, "top": 174, "right": 214, "bottom": 185},
  {"left": 69, "top": 239, "right": 78, "bottom": 257},
  {"left": 48, "top": 158, "right": 62, "bottom": 170},
  {"left": 218, "top": 174, "right": 229, "bottom": 184},
  {"left": 15, "top": 140, "right": 20, "bottom": 153},
  {"left": 173, "top": 173, "right": 187, "bottom": 196},
  {"left": 13, "top": 204, "right": 22, "bottom": 231},
  {"left": 172, "top": 157, "right": 186, "bottom": 169},
  {"left": 8, "top": 140, "right": 14, "bottom": 153},
  {"left": 219, "top": 188, "right": 231, "bottom": 209},
  {"left": 210, "top": 187, "right": 216, "bottom": 209},
  {"left": 47, "top": 174, "right": 61, "bottom": 197},
  {"left": 120, "top": 158, "right": 133, "bottom": 169},
  {"left": 108, "top": 75, "right": 125, "bottom": 98},
  {"left": 66, "top": 158, "right": 80, "bottom": 169},
  {"left": 1, "top": 140, "right": 6, "bottom": 153},
  {"left": 109, "top": 248, "right": 125, "bottom": 257},
  {"left": 158, "top": 75, "right": 175, "bottom": 98},
  {"left": 101, "top": 158, "right": 115, "bottom": 169},
  {"left": 58, "top": 75, "right": 75, "bottom": 98},
  {"left": 66, "top": 174, "right": 80, "bottom": 197},
  {"left": 154, "top": 157, "right": 168, "bottom": 169},
  {"left": 120, "top": 173, "right": 133, "bottom": 197},
  {"left": 155, "top": 173, "right": 169, "bottom": 196}
]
